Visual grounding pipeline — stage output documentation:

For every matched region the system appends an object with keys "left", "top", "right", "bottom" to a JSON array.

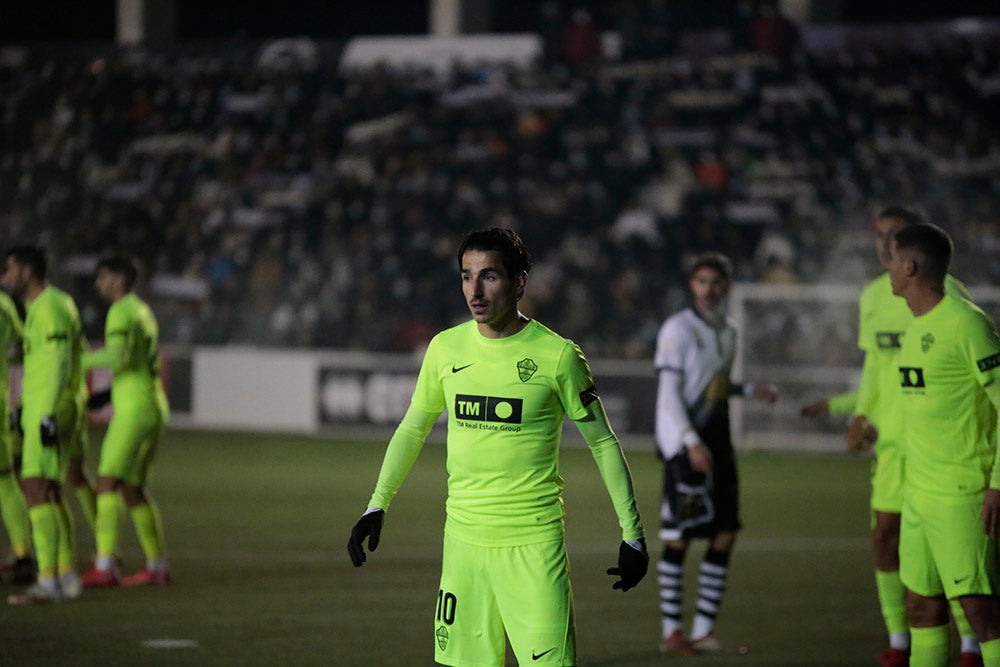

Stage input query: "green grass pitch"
[{"left": 0, "top": 429, "right": 949, "bottom": 665}]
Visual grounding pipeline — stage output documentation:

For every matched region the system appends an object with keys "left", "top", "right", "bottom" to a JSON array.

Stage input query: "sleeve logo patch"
[
  {"left": 579, "top": 384, "right": 599, "bottom": 408},
  {"left": 978, "top": 353, "right": 1000, "bottom": 373},
  {"left": 517, "top": 358, "right": 538, "bottom": 382}
]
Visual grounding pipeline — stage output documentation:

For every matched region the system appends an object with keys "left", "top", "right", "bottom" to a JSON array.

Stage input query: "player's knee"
[{"left": 906, "top": 593, "right": 948, "bottom": 628}]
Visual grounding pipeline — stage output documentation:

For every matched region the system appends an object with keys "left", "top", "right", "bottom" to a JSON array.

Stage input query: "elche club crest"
[
  {"left": 517, "top": 358, "right": 537, "bottom": 382},
  {"left": 921, "top": 333, "right": 934, "bottom": 353}
]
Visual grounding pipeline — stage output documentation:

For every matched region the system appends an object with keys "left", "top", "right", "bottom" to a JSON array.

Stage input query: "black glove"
[
  {"left": 347, "top": 509, "right": 385, "bottom": 567},
  {"left": 40, "top": 415, "right": 58, "bottom": 447},
  {"left": 9, "top": 406, "right": 21, "bottom": 437},
  {"left": 87, "top": 389, "right": 112, "bottom": 411},
  {"left": 607, "top": 539, "right": 649, "bottom": 592}
]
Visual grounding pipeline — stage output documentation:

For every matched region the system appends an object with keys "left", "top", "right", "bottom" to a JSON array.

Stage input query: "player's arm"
[
  {"left": 981, "top": 381, "right": 1000, "bottom": 537},
  {"left": 574, "top": 397, "right": 648, "bottom": 591},
  {"left": 846, "top": 351, "right": 880, "bottom": 452},
  {"left": 347, "top": 403, "right": 439, "bottom": 567},
  {"left": 801, "top": 390, "right": 857, "bottom": 419},
  {"left": 655, "top": 367, "right": 712, "bottom": 471},
  {"left": 82, "top": 307, "right": 130, "bottom": 372}
]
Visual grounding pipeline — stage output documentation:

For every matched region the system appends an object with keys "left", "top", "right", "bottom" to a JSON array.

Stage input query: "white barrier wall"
[{"left": 192, "top": 347, "right": 319, "bottom": 431}]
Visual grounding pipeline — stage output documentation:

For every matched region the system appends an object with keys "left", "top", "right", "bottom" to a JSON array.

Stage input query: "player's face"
[
  {"left": 886, "top": 239, "right": 907, "bottom": 296},
  {"left": 94, "top": 267, "right": 119, "bottom": 302},
  {"left": 690, "top": 266, "right": 729, "bottom": 315},
  {"left": 873, "top": 217, "right": 904, "bottom": 269},
  {"left": 460, "top": 249, "right": 525, "bottom": 334},
  {"left": 0, "top": 256, "right": 29, "bottom": 297}
]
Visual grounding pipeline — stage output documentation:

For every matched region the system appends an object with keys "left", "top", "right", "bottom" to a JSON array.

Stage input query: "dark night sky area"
[{"left": 1, "top": 1, "right": 998, "bottom": 43}]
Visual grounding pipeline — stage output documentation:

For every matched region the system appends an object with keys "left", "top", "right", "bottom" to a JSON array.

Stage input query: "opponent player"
[
  {"left": 887, "top": 223, "right": 1000, "bottom": 666},
  {"left": 653, "top": 252, "right": 778, "bottom": 655},
  {"left": 801, "top": 206, "right": 980, "bottom": 666},
  {"left": 347, "top": 227, "right": 648, "bottom": 666},
  {"left": 0, "top": 288, "right": 34, "bottom": 583},
  {"left": 2, "top": 246, "right": 83, "bottom": 604},
  {"left": 79, "top": 256, "right": 171, "bottom": 587}
]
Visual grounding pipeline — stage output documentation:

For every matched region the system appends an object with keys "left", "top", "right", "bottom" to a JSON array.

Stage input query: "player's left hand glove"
[
  {"left": 607, "top": 538, "right": 648, "bottom": 592},
  {"left": 40, "top": 415, "right": 58, "bottom": 447},
  {"left": 347, "top": 509, "right": 385, "bottom": 567}
]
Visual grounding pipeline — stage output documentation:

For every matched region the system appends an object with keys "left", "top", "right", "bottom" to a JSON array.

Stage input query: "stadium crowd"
[{"left": 1, "top": 6, "right": 998, "bottom": 360}]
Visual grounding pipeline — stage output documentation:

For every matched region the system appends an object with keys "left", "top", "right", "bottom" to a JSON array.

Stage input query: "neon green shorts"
[
  {"left": 899, "top": 488, "right": 999, "bottom": 599},
  {"left": 434, "top": 533, "right": 576, "bottom": 667},
  {"left": 870, "top": 446, "right": 905, "bottom": 516},
  {"left": 96, "top": 402, "right": 164, "bottom": 485},
  {"left": 20, "top": 399, "right": 77, "bottom": 481}
]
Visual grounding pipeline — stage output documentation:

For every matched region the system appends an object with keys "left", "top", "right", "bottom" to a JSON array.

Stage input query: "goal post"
[{"left": 728, "top": 282, "right": 1000, "bottom": 453}]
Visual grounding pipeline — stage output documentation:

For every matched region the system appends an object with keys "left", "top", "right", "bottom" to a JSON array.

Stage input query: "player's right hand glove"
[
  {"left": 87, "top": 389, "right": 112, "bottom": 411},
  {"left": 9, "top": 406, "right": 21, "bottom": 437},
  {"left": 607, "top": 538, "right": 649, "bottom": 592},
  {"left": 40, "top": 415, "right": 58, "bottom": 447},
  {"left": 347, "top": 509, "right": 385, "bottom": 567}
]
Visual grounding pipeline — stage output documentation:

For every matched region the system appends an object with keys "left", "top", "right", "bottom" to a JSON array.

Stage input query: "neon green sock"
[
  {"left": 95, "top": 492, "right": 120, "bottom": 559},
  {"left": 950, "top": 597, "right": 978, "bottom": 644},
  {"left": 0, "top": 473, "right": 31, "bottom": 557},
  {"left": 28, "top": 503, "right": 58, "bottom": 579},
  {"left": 875, "top": 570, "right": 909, "bottom": 635},
  {"left": 980, "top": 637, "right": 1000, "bottom": 666},
  {"left": 131, "top": 500, "right": 167, "bottom": 563},
  {"left": 910, "top": 625, "right": 950, "bottom": 667},
  {"left": 56, "top": 499, "right": 76, "bottom": 576},
  {"left": 74, "top": 482, "right": 97, "bottom": 530}
]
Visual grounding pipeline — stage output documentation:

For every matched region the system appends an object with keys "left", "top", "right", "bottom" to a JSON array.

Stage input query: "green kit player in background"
[
  {"left": 79, "top": 256, "right": 171, "bottom": 588},
  {"left": 348, "top": 227, "right": 648, "bottom": 666},
  {"left": 887, "top": 223, "right": 1000, "bottom": 667},
  {"left": 2, "top": 245, "right": 83, "bottom": 604},
  {"left": 0, "top": 287, "right": 35, "bottom": 584},
  {"left": 801, "top": 206, "right": 980, "bottom": 667}
]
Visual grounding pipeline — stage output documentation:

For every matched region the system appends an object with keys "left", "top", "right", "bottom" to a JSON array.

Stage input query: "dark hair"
[
  {"left": 894, "top": 222, "right": 952, "bottom": 285},
  {"left": 457, "top": 227, "right": 532, "bottom": 277},
  {"left": 96, "top": 255, "right": 138, "bottom": 290},
  {"left": 876, "top": 205, "right": 925, "bottom": 228},
  {"left": 688, "top": 251, "right": 733, "bottom": 283},
  {"left": 5, "top": 245, "right": 47, "bottom": 280}
]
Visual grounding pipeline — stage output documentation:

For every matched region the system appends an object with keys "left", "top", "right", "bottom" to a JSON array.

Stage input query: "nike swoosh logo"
[
  {"left": 532, "top": 648, "right": 555, "bottom": 660},
  {"left": 955, "top": 575, "right": 972, "bottom": 585},
  {"left": 451, "top": 363, "right": 474, "bottom": 373}
]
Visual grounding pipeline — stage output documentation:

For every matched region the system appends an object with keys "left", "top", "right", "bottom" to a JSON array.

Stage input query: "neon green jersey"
[
  {"left": 82, "top": 293, "right": 166, "bottom": 407},
  {"left": 22, "top": 286, "right": 84, "bottom": 416},
  {"left": 0, "top": 291, "right": 23, "bottom": 405},
  {"left": 856, "top": 272, "right": 970, "bottom": 454},
  {"left": 898, "top": 293, "right": 1000, "bottom": 496},
  {"left": 377, "top": 319, "right": 622, "bottom": 547}
]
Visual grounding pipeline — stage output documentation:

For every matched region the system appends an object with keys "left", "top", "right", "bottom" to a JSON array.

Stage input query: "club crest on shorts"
[
  {"left": 436, "top": 625, "right": 449, "bottom": 650},
  {"left": 921, "top": 333, "right": 934, "bottom": 352},
  {"left": 517, "top": 358, "right": 537, "bottom": 382}
]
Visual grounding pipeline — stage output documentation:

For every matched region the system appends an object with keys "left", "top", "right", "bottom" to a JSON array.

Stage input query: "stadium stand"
[{"left": 1, "top": 8, "right": 998, "bottom": 361}]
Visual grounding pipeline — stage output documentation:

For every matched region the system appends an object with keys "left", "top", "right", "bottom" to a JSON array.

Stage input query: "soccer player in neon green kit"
[
  {"left": 801, "top": 206, "right": 980, "bottom": 666},
  {"left": 2, "top": 246, "right": 83, "bottom": 604},
  {"left": 348, "top": 227, "right": 648, "bottom": 666},
  {"left": 79, "top": 256, "right": 171, "bottom": 588},
  {"left": 0, "top": 288, "right": 35, "bottom": 583},
  {"left": 887, "top": 222, "right": 1000, "bottom": 667}
]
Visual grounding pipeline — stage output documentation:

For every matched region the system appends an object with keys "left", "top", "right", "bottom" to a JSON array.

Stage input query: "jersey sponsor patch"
[
  {"left": 978, "top": 353, "right": 1000, "bottom": 373},
  {"left": 579, "top": 384, "right": 598, "bottom": 408},
  {"left": 899, "top": 367, "right": 926, "bottom": 388},
  {"left": 876, "top": 332, "right": 903, "bottom": 349},
  {"left": 454, "top": 394, "right": 523, "bottom": 424}
]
